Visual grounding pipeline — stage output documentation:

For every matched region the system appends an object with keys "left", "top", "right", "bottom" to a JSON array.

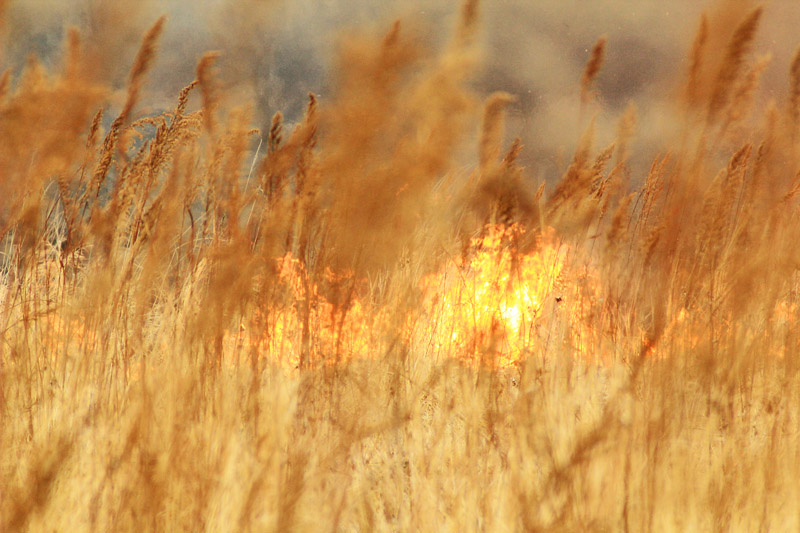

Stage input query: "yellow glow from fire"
[
  {"left": 418, "top": 224, "right": 564, "bottom": 368},
  {"left": 233, "top": 224, "right": 577, "bottom": 370}
]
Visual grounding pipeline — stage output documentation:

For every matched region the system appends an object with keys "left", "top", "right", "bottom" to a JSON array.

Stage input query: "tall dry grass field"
[{"left": 2, "top": 1, "right": 800, "bottom": 531}]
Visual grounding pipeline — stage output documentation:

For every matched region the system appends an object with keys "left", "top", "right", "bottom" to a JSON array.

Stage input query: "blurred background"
[{"left": 4, "top": 0, "right": 800, "bottom": 181}]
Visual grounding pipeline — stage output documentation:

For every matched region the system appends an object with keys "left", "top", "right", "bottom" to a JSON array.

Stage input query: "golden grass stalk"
[
  {"left": 788, "top": 46, "right": 800, "bottom": 143},
  {"left": 267, "top": 111, "right": 283, "bottom": 154},
  {"left": 0, "top": 69, "right": 9, "bottom": 101},
  {"left": 707, "top": 7, "right": 762, "bottom": 124},
  {"left": 605, "top": 191, "right": 635, "bottom": 255},
  {"left": 685, "top": 13, "right": 709, "bottom": 109},
  {"left": 119, "top": 16, "right": 165, "bottom": 129},
  {"left": 4, "top": 4, "right": 800, "bottom": 532},
  {"left": 456, "top": 0, "right": 480, "bottom": 47},
  {"left": 719, "top": 53, "right": 771, "bottom": 140},
  {"left": 614, "top": 102, "right": 637, "bottom": 167},
  {"left": 580, "top": 36, "right": 606, "bottom": 109},
  {"left": 478, "top": 91, "right": 516, "bottom": 174},
  {"left": 196, "top": 51, "right": 221, "bottom": 135}
]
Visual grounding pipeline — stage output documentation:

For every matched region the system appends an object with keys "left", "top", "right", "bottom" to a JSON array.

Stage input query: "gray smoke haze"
[{"left": 5, "top": 0, "right": 800, "bottom": 180}]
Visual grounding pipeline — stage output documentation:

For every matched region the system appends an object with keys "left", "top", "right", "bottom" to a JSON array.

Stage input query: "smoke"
[{"left": 5, "top": 0, "right": 800, "bottom": 180}]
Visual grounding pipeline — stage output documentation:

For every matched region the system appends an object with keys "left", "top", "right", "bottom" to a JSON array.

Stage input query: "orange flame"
[
  {"left": 234, "top": 224, "right": 574, "bottom": 371},
  {"left": 419, "top": 224, "right": 565, "bottom": 368}
]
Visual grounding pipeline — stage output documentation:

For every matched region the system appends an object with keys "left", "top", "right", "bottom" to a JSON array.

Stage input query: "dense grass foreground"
[{"left": 3, "top": 1, "right": 800, "bottom": 531}]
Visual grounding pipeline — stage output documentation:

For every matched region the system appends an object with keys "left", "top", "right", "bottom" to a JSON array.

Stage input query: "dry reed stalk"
[
  {"left": 478, "top": 92, "right": 516, "bottom": 174},
  {"left": 259, "top": 109, "right": 314, "bottom": 201},
  {"left": 535, "top": 181, "right": 546, "bottom": 229},
  {"left": 177, "top": 142, "right": 201, "bottom": 264},
  {"left": 685, "top": 13, "right": 709, "bottom": 109},
  {"left": 697, "top": 144, "right": 751, "bottom": 269},
  {"left": 382, "top": 19, "right": 402, "bottom": 51},
  {"left": 590, "top": 143, "right": 616, "bottom": 192},
  {"left": 2, "top": 435, "right": 75, "bottom": 532},
  {"left": 789, "top": 46, "right": 800, "bottom": 143},
  {"left": 252, "top": 102, "right": 317, "bottom": 256},
  {"left": 201, "top": 143, "right": 224, "bottom": 243},
  {"left": 743, "top": 103, "right": 778, "bottom": 209},
  {"left": 615, "top": 103, "right": 637, "bottom": 167},
  {"left": 108, "top": 161, "right": 147, "bottom": 252},
  {"left": 62, "top": 109, "right": 104, "bottom": 244},
  {"left": 63, "top": 28, "right": 82, "bottom": 82},
  {"left": 295, "top": 93, "right": 318, "bottom": 198},
  {"left": 6, "top": 4, "right": 800, "bottom": 531},
  {"left": 731, "top": 139, "right": 767, "bottom": 252},
  {"left": 455, "top": 0, "right": 480, "bottom": 47},
  {"left": 707, "top": 7, "right": 762, "bottom": 124},
  {"left": 196, "top": 52, "right": 221, "bottom": 135},
  {"left": 547, "top": 118, "right": 595, "bottom": 213},
  {"left": 580, "top": 37, "right": 606, "bottom": 109},
  {"left": 286, "top": 93, "right": 319, "bottom": 259},
  {"left": 596, "top": 164, "right": 624, "bottom": 224},
  {"left": 83, "top": 19, "right": 166, "bottom": 211},
  {"left": 782, "top": 169, "right": 800, "bottom": 203},
  {"left": 219, "top": 109, "right": 254, "bottom": 242},
  {"left": 641, "top": 221, "right": 665, "bottom": 267},
  {"left": 605, "top": 192, "right": 635, "bottom": 255},
  {"left": 119, "top": 16, "right": 165, "bottom": 129},
  {"left": 312, "top": 19, "right": 473, "bottom": 279},
  {"left": 719, "top": 53, "right": 771, "bottom": 140},
  {"left": 470, "top": 139, "right": 536, "bottom": 232},
  {"left": 132, "top": 158, "right": 186, "bottom": 324},
  {"left": 0, "top": 69, "right": 9, "bottom": 102},
  {"left": 267, "top": 111, "right": 283, "bottom": 154},
  {"left": 721, "top": 143, "right": 751, "bottom": 229},
  {"left": 175, "top": 80, "right": 199, "bottom": 120},
  {"left": 85, "top": 109, "right": 104, "bottom": 155},
  {"left": 260, "top": 126, "right": 290, "bottom": 205},
  {"left": 126, "top": 96, "right": 201, "bottom": 250},
  {"left": 502, "top": 137, "right": 522, "bottom": 168},
  {"left": 638, "top": 155, "right": 669, "bottom": 233},
  {"left": 86, "top": 126, "right": 120, "bottom": 214}
]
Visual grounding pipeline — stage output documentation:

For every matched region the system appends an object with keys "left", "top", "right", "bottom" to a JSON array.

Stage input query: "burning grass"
[{"left": 2, "top": 1, "right": 800, "bottom": 531}]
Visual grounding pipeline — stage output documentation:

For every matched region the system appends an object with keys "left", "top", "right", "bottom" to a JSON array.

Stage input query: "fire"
[
  {"left": 419, "top": 224, "right": 565, "bottom": 368},
  {"left": 234, "top": 253, "right": 388, "bottom": 370},
  {"left": 233, "top": 223, "right": 575, "bottom": 371},
  {"left": 33, "top": 223, "right": 591, "bottom": 374},
  {"left": 231, "top": 233, "right": 800, "bottom": 371}
]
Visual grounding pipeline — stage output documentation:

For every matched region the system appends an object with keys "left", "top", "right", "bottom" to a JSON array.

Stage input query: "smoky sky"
[{"left": 5, "top": 0, "right": 800, "bottom": 181}]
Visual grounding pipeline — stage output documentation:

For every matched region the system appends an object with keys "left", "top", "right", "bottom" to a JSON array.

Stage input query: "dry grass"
[{"left": 2, "top": 1, "right": 800, "bottom": 531}]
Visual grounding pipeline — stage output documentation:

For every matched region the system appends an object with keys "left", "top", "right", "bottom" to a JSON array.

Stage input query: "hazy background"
[{"left": 5, "top": 0, "right": 800, "bottom": 181}]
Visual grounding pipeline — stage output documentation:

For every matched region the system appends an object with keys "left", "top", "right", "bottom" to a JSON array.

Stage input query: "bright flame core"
[
  {"left": 233, "top": 224, "right": 568, "bottom": 370},
  {"left": 419, "top": 224, "right": 564, "bottom": 368}
]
